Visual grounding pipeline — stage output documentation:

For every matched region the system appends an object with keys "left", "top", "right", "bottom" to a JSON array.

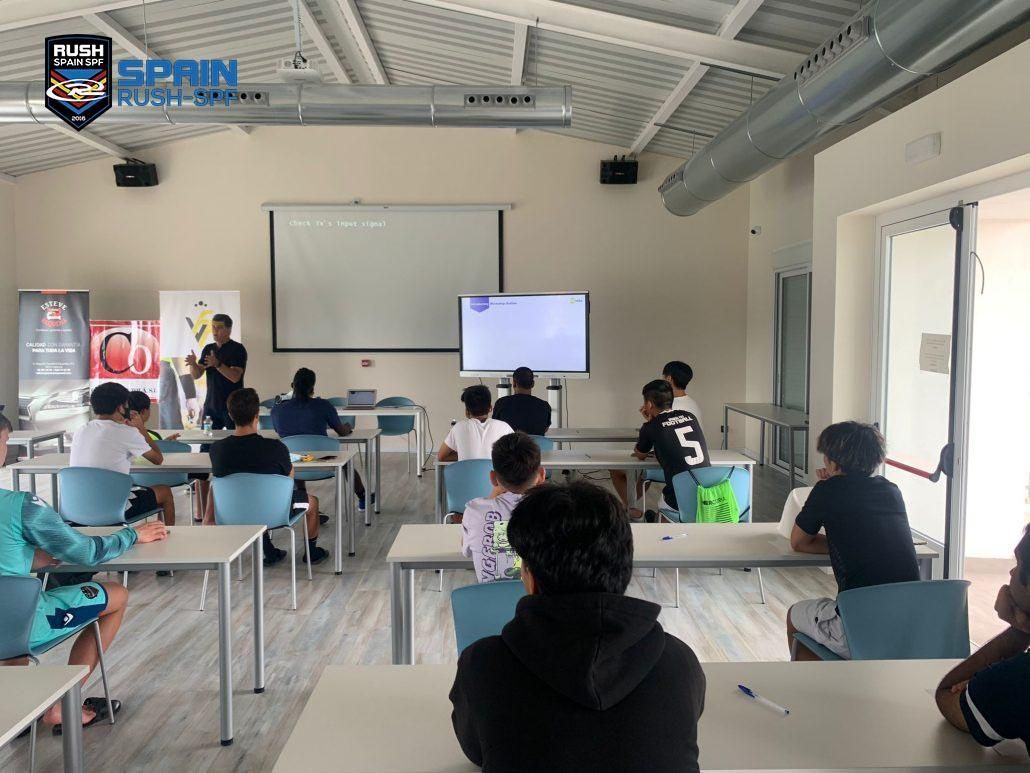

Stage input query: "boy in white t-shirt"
[
  {"left": 70, "top": 382, "right": 176, "bottom": 526},
  {"left": 462, "top": 432, "right": 546, "bottom": 582},
  {"left": 438, "top": 385, "right": 513, "bottom": 462},
  {"left": 663, "top": 360, "right": 703, "bottom": 429}
]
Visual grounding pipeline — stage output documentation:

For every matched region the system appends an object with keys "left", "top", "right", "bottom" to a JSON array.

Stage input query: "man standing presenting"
[{"left": 186, "top": 314, "right": 247, "bottom": 430}]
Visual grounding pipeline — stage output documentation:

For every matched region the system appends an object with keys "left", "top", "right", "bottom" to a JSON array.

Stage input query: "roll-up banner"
[
  {"left": 89, "top": 320, "right": 161, "bottom": 401},
  {"left": 18, "top": 289, "right": 90, "bottom": 433},
  {"left": 158, "top": 291, "right": 241, "bottom": 430}
]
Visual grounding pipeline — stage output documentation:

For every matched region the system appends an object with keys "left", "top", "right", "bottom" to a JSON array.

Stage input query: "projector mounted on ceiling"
[{"left": 276, "top": 58, "right": 323, "bottom": 84}]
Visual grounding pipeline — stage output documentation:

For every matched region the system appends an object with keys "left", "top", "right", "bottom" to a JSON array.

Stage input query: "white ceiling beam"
[
  {"left": 82, "top": 11, "right": 158, "bottom": 61},
  {"left": 296, "top": 0, "right": 352, "bottom": 84},
  {"left": 0, "top": 1, "right": 148, "bottom": 32},
  {"left": 510, "top": 23, "right": 529, "bottom": 85},
  {"left": 47, "top": 124, "right": 129, "bottom": 159},
  {"left": 629, "top": 0, "right": 768, "bottom": 155},
  {"left": 399, "top": 0, "right": 799, "bottom": 78},
  {"left": 0, "top": 171, "right": 16, "bottom": 184},
  {"left": 330, "top": 0, "right": 388, "bottom": 84}
]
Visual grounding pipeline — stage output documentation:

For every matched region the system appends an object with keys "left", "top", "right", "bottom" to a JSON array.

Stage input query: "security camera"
[{"left": 750, "top": 226, "right": 762, "bottom": 236}]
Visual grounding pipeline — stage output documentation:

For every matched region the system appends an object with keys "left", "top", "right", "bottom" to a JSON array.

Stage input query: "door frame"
[{"left": 772, "top": 264, "right": 812, "bottom": 475}]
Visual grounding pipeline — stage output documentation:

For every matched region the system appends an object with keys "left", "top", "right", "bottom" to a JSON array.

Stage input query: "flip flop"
[{"left": 52, "top": 697, "right": 121, "bottom": 736}]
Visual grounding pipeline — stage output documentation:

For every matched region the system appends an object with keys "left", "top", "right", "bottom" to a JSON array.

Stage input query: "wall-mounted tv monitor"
[{"left": 458, "top": 292, "right": 590, "bottom": 378}]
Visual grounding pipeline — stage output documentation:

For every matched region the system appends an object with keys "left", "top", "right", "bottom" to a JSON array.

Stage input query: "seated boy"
[
  {"left": 787, "top": 421, "right": 920, "bottom": 660},
  {"left": 70, "top": 382, "right": 175, "bottom": 526},
  {"left": 0, "top": 412, "right": 168, "bottom": 732},
  {"left": 461, "top": 432, "right": 546, "bottom": 583},
  {"left": 613, "top": 380, "right": 709, "bottom": 520},
  {"left": 450, "top": 481, "right": 706, "bottom": 772},
  {"left": 438, "top": 385, "right": 513, "bottom": 462},
  {"left": 491, "top": 367, "right": 551, "bottom": 436},
  {"left": 208, "top": 388, "right": 328, "bottom": 565},
  {"left": 663, "top": 360, "right": 703, "bottom": 429},
  {"left": 127, "top": 390, "right": 180, "bottom": 442},
  {"left": 936, "top": 526, "right": 1030, "bottom": 755}
]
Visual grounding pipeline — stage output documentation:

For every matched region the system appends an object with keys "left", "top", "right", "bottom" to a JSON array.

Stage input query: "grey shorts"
[{"left": 790, "top": 597, "right": 851, "bottom": 659}]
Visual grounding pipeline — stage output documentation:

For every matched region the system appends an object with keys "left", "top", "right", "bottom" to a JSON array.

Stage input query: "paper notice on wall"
[{"left": 919, "top": 333, "right": 951, "bottom": 374}]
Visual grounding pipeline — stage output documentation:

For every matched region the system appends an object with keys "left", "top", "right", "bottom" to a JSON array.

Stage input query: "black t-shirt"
[
  {"left": 961, "top": 650, "right": 1030, "bottom": 754},
  {"left": 209, "top": 434, "right": 291, "bottom": 478},
  {"left": 795, "top": 475, "right": 920, "bottom": 593},
  {"left": 636, "top": 410, "right": 710, "bottom": 509},
  {"left": 492, "top": 394, "right": 552, "bottom": 436},
  {"left": 201, "top": 339, "right": 247, "bottom": 413}
]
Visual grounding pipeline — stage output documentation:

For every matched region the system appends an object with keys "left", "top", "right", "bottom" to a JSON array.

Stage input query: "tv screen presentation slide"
[{"left": 459, "top": 293, "right": 589, "bottom": 376}]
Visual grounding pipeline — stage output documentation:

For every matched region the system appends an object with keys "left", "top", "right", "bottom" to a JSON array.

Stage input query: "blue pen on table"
[
  {"left": 738, "top": 684, "right": 790, "bottom": 716},
  {"left": 660, "top": 533, "right": 688, "bottom": 542}
]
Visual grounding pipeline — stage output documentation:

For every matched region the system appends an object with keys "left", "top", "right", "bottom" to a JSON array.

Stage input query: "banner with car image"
[{"left": 18, "top": 290, "right": 90, "bottom": 433}]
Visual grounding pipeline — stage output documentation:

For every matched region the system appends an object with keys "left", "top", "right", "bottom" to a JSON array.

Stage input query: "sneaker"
[
  {"left": 263, "top": 547, "right": 287, "bottom": 567},
  {"left": 318, "top": 512, "right": 329, "bottom": 525},
  {"left": 156, "top": 570, "right": 172, "bottom": 578},
  {"left": 357, "top": 493, "right": 375, "bottom": 512},
  {"left": 644, "top": 509, "right": 658, "bottom": 524},
  {"left": 302, "top": 546, "right": 329, "bottom": 565}
]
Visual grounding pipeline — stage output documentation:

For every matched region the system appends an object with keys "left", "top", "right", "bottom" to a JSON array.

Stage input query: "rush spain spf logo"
[{"left": 44, "top": 35, "right": 113, "bottom": 131}]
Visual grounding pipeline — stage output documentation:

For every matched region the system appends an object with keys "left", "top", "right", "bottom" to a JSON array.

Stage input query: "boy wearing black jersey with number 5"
[{"left": 630, "top": 380, "right": 710, "bottom": 521}]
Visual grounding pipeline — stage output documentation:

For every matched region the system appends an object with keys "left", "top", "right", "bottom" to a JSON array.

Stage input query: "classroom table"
[
  {"left": 7, "top": 448, "right": 360, "bottom": 570},
  {"left": 272, "top": 661, "right": 1028, "bottom": 772},
  {"left": 722, "top": 402, "right": 809, "bottom": 490},
  {"left": 434, "top": 449, "right": 756, "bottom": 523},
  {"left": 260, "top": 404, "right": 427, "bottom": 477},
  {"left": 7, "top": 429, "right": 66, "bottom": 495},
  {"left": 542, "top": 426, "right": 640, "bottom": 445},
  {"left": 174, "top": 427, "right": 382, "bottom": 516},
  {"left": 50, "top": 525, "right": 264, "bottom": 747},
  {"left": 386, "top": 522, "right": 938, "bottom": 665},
  {"left": 0, "top": 666, "right": 87, "bottom": 773}
]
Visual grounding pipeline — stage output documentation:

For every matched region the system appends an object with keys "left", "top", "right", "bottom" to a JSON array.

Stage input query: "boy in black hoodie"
[{"left": 449, "top": 481, "right": 706, "bottom": 772}]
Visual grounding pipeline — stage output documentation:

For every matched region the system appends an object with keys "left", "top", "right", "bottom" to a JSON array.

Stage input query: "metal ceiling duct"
[
  {"left": 0, "top": 84, "right": 572, "bottom": 128},
  {"left": 659, "top": 0, "right": 1030, "bottom": 216}
]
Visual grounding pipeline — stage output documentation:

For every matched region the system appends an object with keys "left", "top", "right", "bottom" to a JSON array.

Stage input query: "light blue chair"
[
  {"left": 327, "top": 397, "right": 357, "bottom": 430},
  {"left": 529, "top": 435, "right": 554, "bottom": 452},
  {"left": 377, "top": 396, "right": 417, "bottom": 474},
  {"left": 200, "top": 473, "right": 310, "bottom": 611},
  {"left": 280, "top": 435, "right": 338, "bottom": 483},
  {"left": 131, "top": 439, "right": 196, "bottom": 520},
  {"left": 259, "top": 398, "right": 278, "bottom": 409},
  {"left": 444, "top": 459, "right": 494, "bottom": 520},
  {"left": 59, "top": 467, "right": 161, "bottom": 527},
  {"left": 451, "top": 580, "right": 526, "bottom": 654},
  {"left": 258, "top": 415, "right": 275, "bottom": 430},
  {"left": 0, "top": 576, "right": 115, "bottom": 770},
  {"left": 793, "top": 579, "right": 971, "bottom": 661}
]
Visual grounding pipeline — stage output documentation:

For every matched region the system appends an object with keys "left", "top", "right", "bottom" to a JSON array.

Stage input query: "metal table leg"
[
  {"left": 390, "top": 562, "right": 403, "bottom": 664},
  {"left": 722, "top": 406, "right": 729, "bottom": 450},
  {"left": 12, "top": 471, "right": 20, "bottom": 492},
  {"left": 363, "top": 441, "right": 371, "bottom": 527},
  {"left": 759, "top": 421, "right": 766, "bottom": 466},
  {"left": 62, "top": 680, "right": 84, "bottom": 773},
  {"left": 403, "top": 567, "right": 415, "bottom": 664},
  {"left": 27, "top": 440, "right": 37, "bottom": 495},
  {"left": 415, "top": 410, "right": 423, "bottom": 478},
  {"left": 252, "top": 538, "right": 265, "bottom": 694},
  {"left": 627, "top": 470, "right": 640, "bottom": 512},
  {"left": 217, "top": 562, "right": 233, "bottom": 746},
  {"left": 788, "top": 429, "right": 796, "bottom": 491},
  {"left": 335, "top": 468, "right": 344, "bottom": 573},
  {"left": 434, "top": 463, "right": 444, "bottom": 523},
  {"left": 348, "top": 459, "right": 356, "bottom": 557},
  {"left": 374, "top": 434, "right": 382, "bottom": 515}
]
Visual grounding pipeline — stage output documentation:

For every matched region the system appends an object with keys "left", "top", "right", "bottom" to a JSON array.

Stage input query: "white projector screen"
[
  {"left": 268, "top": 205, "right": 503, "bottom": 351},
  {"left": 459, "top": 292, "right": 590, "bottom": 377}
]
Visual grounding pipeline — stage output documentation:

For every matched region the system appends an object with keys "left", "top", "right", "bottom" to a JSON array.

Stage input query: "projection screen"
[{"left": 267, "top": 205, "right": 505, "bottom": 351}]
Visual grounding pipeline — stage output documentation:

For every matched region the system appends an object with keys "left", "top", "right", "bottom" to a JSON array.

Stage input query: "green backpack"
[{"left": 688, "top": 467, "right": 745, "bottom": 524}]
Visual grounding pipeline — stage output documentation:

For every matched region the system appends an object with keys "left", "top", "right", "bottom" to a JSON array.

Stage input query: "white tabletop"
[
  {"left": 274, "top": 661, "right": 1027, "bottom": 772},
  {"left": 725, "top": 403, "right": 809, "bottom": 429},
  {"left": 437, "top": 449, "right": 754, "bottom": 471},
  {"left": 0, "top": 666, "right": 88, "bottom": 747},
  {"left": 544, "top": 427, "right": 640, "bottom": 442},
  {"left": 6, "top": 429, "right": 64, "bottom": 444},
  {"left": 7, "top": 449, "right": 358, "bottom": 474},
  {"left": 173, "top": 428, "right": 381, "bottom": 443},
  {"left": 259, "top": 405, "right": 419, "bottom": 417},
  {"left": 386, "top": 523, "right": 938, "bottom": 569},
  {"left": 48, "top": 525, "right": 265, "bottom": 572}
]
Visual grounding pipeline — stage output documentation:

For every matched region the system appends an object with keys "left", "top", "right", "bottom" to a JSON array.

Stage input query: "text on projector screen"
[{"left": 288, "top": 219, "right": 387, "bottom": 229}]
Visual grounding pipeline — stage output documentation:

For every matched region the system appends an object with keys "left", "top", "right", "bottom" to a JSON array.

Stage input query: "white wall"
[
  {"left": 11, "top": 128, "right": 751, "bottom": 447},
  {"left": 0, "top": 182, "right": 15, "bottom": 422}
]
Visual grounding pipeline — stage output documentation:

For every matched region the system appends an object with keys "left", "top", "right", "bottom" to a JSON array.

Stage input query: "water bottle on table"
[{"left": 203, "top": 416, "right": 213, "bottom": 436}]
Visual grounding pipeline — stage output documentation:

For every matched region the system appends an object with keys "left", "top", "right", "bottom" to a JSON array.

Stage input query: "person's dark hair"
[
  {"left": 127, "top": 390, "right": 151, "bottom": 414},
  {"left": 512, "top": 366, "right": 535, "bottom": 390},
  {"left": 1017, "top": 526, "right": 1030, "bottom": 586},
  {"left": 642, "top": 379, "right": 673, "bottom": 411},
  {"left": 492, "top": 431, "right": 541, "bottom": 491},
  {"left": 461, "top": 384, "right": 492, "bottom": 417},
  {"left": 508, "top": 481, "right": 633, "bottom": 595},
  {"left": 227, "top": 388, "right": 260, "bottom": 426},
  {"left": 0, "top": 413, "right": 12, "bottom": 434},
  {"left": 817, "top": 421, "right": 886, "bottom": 476},
  {"left": 90, "top": 382, "right": 131, "bottom": 416},
  {"left": 292, "top": 368, "right": 316, "bottom": 401},
  {"left": 662, "top": 360, "right": 694, "bottom": 390},
  {"left": 212, "top": 313, "right": 233, "bottom": 328}
]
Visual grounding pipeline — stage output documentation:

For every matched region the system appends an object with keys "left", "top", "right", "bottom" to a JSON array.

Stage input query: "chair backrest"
[
  {"left": 444, "top": 459, "right": 495, "bottom": 513},
  {"left": 326, "top": 396, "right": 356, "bottom": 427},
  {"left": 259, "top": 398, "right": 278, "bottom": 408},
  {"left": 670, "top": 467, "right": 752, "bottom": 523},
  {"left": 131, "top": 439, "right": 191, "bottom": 487},
  {"left": 0, "top": 576, "right": 42, "bottom": 660},
  {"left": 376, "top": 396, "right": 416, "bottom": 435},
  {"left": 451, "top": 581, "right": 525, "bottom": 653},
  {"left": 280, "top": 434, "right": 338, "bottom": 481},
  {"left": 58, "top": 467, "right": 134, "bottom": 526},
  {"left": 838, "top": 579, "right": 971, "bottom": 660},
  {"left": 258, "top": 415, "right": 275, "bottom": 430},
  {"left": 212, "top": 473, "right": 294, "bottom": 529},
  {"left": 529, "top": 435, "right": 555, "bottom": 452}
]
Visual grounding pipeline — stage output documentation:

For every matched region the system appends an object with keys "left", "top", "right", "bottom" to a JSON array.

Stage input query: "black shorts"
[{"left": 125, "top": 486, "right": 160, "bottom": 520}]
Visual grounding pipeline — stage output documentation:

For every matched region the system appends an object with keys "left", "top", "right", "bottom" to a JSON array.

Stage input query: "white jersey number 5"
[{"left": 675, "top": 425, "right": 705, "bottom": 466}]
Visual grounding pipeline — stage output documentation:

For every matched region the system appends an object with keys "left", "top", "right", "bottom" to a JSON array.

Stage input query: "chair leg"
[
  {"left": 91, "top": 621, "right": 115, "bottom": 725},
  {"left": 198, "top": 570, "right": 209, "bottom": 612},
  {"left": 302, "top": 516, "right": 312, "bottom": 582},
  {"left": 406, "top": 433, "right": 411, "bottom": 474},
  {"left": 675, "top": 568, "right": 680, "bottom": 609},
  {"left": 122, "top": 571, "right": 129, "bottom": 587},
  {"left": 757, "top": 567, "right": 767, "bottom": 605},
  {"left": 29, "top": 718, "right": 37, "bottom": 773},
  {"left": 41, "top": 572, "right": 49, "bottom": 591},
  {"left": 289, "top": 528, "right": 297, "bottom": 611}
]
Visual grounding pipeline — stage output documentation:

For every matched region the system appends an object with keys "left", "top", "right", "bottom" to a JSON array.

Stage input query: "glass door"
[
  {"left": 876, "top": 206, "right": 976, "bottom": 577},
  {"left": 774, "top": 267, "right": 810, "bottom": 474}
]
